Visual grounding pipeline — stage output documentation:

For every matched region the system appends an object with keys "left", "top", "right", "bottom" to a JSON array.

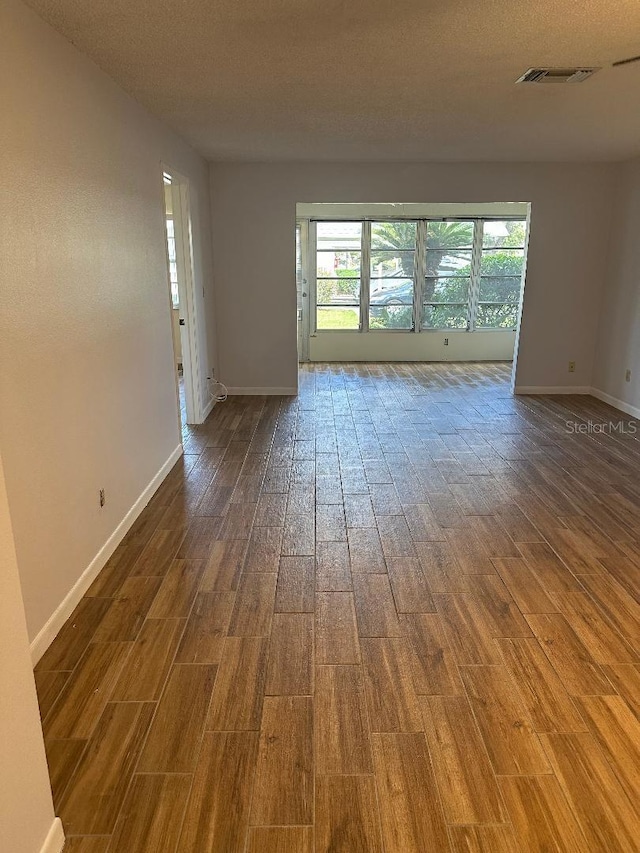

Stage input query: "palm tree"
[
  {"left": 424, "top": 221, "right": 475, "bottom": 307},
  {"left": 371, "top": 221, "right": 418, "bottom": 267},
  {"left": 371, "top": 220, "right": 475, "bottom": 302}
]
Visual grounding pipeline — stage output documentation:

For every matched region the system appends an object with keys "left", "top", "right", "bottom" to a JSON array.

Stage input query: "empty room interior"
[{"left": 2, "top": 0, "right": 640, "bottom": 851}]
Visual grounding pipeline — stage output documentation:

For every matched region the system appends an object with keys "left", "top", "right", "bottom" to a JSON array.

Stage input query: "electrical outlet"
[
  {"left": 626, "top": 369, "right": 632, "bottom": 382},
  {"left": 99, "top": 488, "right": 105, "bottom": 508},
  {"left": 568, "top": 361, "right": 576, "bottom": 373},
  {"left": 444, "top": 338, "right": 449, "bottom": 346}
]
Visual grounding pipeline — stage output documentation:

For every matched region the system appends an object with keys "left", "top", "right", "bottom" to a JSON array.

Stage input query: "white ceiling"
[{"left": 25, "top": 0, "right": 640, "bottom": 162}]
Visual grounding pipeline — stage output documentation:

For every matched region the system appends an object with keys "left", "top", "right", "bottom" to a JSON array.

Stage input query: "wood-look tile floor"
[{"left": 35, "top": 362, "right": 640, "bottom": 852}]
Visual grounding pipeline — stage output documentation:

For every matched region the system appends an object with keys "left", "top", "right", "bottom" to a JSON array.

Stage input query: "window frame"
[
  {"left": 312, "top": 220, "right": 364, "bottom": 332},
  {"left": 368, "top": 219, "right": 418, "bottom": 333},
  {"left": 311, "top": 216, "right": 526, "bottom": 334},
  {"left": 471, "top": 220, "right": 527, "bottom": 332},
  {"left": 166, "top": 215, "right": 180, "bottom": 308}
]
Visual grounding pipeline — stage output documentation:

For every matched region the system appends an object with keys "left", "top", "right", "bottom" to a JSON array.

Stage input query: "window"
[
  {"left": 313, "top": 216, "right": 527, "bottom": 333},
  {"left": 315, "top": 222, "right": 362, "bottom": 330},
  {"left": 166, "top": 217, "right": 179, "bottom": 306},
  {"left": 423, "top": 220, "right": 474, "bottom": 330},
  {"left": 476, "top": 220, "right": 526, "bottom": 329},
  {"left": 369, "top": 221, "right": 417, "bottom": 330}
]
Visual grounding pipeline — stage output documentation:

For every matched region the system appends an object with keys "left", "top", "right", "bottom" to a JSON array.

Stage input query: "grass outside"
[{"left": 316, "top": 307, "right": 359, "bottom": 329}]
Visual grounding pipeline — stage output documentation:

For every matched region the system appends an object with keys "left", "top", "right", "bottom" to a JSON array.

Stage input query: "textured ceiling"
[{"left": 25, "top": 0, "right": 640, "bottom": 161}]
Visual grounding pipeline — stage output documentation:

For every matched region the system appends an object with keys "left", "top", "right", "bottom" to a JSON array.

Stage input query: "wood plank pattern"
[
  {"left": 601, "top": 663, "right": 640, "bottom": 719},
  {"left": 386, "top": 556, "right": 436, "bottom": 613},
  {"left": 250, "top": 696, "right": 313, "bottom": 826},
  {"left": 178, "top": 731, "right": 258, "bottom": 852},
  {"left": 540, "top": 731, "right": 640, "bottom": 851},
  {"left": 401, "top": 613, "right": 462, "bottom": 695},
  {"left": 111, "top": 618, "right": 184, "bottom": 701},
  {"left": 573, "top": 694, "right": 640, "bottom": 803},
  {"left": 247, "top": 827, "right": 312, "bottom": 853},
  {"left": 422, "top": 696, "right": 507, "bottom": 824},
  {"left": 44, "top": 738, "right": 87, "bottom": 811},
  {"left": 45, "top": 642, "right": 132, "bottom": 739},
  {"left": 35, "top": 597, "right": 112, "bottom": 672},
  {"left": 498, "top": 774, "right": 588, "bottom": 852},
  {"left": 448, "top": 825, "right": 517, "bottom": 853},
  {"left": 315, "top": 664, "right": 373, "bottom": 774},
  {"left": 353, "top": 573, "right": 402, "bottom": 637},
  {"left": 106, "top": 773, "right": 191, "bottom": 853},
  {"left": 130, "top": 527, "right": 184, "bottom": 577},
  {"left": 525, "top": 612, "right": 616, "bottom": 696},
  {"left": 146, "top": 558, "right": 205, "bottom": 618},
  {"left": 275, "top": 555, "right": 315, "bottom": 612},
  {"left": 315, "top": 775, "right": 383, "bottom": 853},
  {"left": 372, "top": 732, "right": 449, "bottom": 852},
  {"left": 33, "top": 364, "right": 640, "bottom": 850},
  {"left": 244, "top": 526, "right": 283, "bottom": 573},
  {"left": 34, "top": 670, "right": 71, "bottom": 721},
  {"left": 137, "top": 664, "right": 217, "bottom": 772},
  {"left": 496, "top": 637, "right": 587, "bottom": 733},
  {"left": 91, "top": 577, "right": 162, "bottom": 642},
  {"left": 265, "top": 613, "right": 314, "bottom": 695},
  {"left": 554, "top": 591, "right": 639, "bottom": 665},
  {"left": 200, "top": 539, "right": 247, "bottom": 591},
  {"left": 59, "top": 702, "right": 154, "bottom": 835},
  {"left": 435, "top": 593, "right": 502, "bottom": 665},
  {"left": 491, "top": 556, "right": 558, "bottom": 614},
  {"left": 207, "top": 637, "right": 268, "bottom": 731},
  {"left": 174, "top": 592, "right": 235, "bottom": 664},
  {"left": 315, "top": 591, "right": 360, "bottom": 664},
  {"left": 227, "top": 571, "right": 277, "bottom": 636},
  {"left": 459, "top": 665, "right": 551, "bottom": 775},
  {"left": 315, "top": 541, "right": 352, "bottom": 591},
  {"left": 361, "top": 637, "right": 422, "bottom": 732},
  {"left": 63, "top": 839, "right": 110, "bottom": 853}
]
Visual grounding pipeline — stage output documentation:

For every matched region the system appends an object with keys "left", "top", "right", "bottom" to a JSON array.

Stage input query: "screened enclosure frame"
[{"left": 310, "top": 216, "right": 528, "bottom": 334}]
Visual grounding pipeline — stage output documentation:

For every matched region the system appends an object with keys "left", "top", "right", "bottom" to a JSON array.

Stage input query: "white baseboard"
[
  {"left": 226, "top": 387, "right": 298, "bottom": 396},
  {"left": 514, "top": 384, "right": 640, "bottom": 418},
  {"left": 40, "top": 818, "right": 64, "bottom": 853},
  {"left": 514, "top": 385, "right": 592, "bottom": 395},
  {"left": 590, "top": 387, "right": 640, "bottom": 419},
  {"left": 30, "top": 445, "right": 183, "bottom": 665},
  {"left": 201, "top": 395, "right": 216, "bottom": 421}
]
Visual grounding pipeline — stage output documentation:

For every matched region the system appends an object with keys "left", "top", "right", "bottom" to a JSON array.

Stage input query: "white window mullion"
[
  {"left": 468, "top": 219, "right": 484, "bottom": 331},
  {"left": 361, "top": 220, "right": 371, "bottom": 332},
  {"left": 414, "top": 219, "right": 427, "bottom": 332}
]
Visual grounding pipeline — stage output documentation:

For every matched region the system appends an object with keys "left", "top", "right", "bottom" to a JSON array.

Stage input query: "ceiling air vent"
[{"left": 516, "top": 67, "right": 600, "bottom": 84}]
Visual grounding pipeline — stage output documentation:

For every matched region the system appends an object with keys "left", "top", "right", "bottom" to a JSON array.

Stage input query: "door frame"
[
  {"left": 296, "top": 219, "right": 310, "bottom": 363},
  {"left": 161, "top": 165, "right": 203, "bottom": 425}
]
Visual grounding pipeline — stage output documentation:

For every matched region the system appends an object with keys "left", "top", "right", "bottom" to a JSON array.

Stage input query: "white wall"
[
  {"left": 0, "top": 454, "right": 62, "bottom": 853},
  {"left": 592, "top": 158, "right": 640, "bottom": 414},
  {"left": 209, "top": 162, "right": 614, "bottom": 392},
  {"left": 309, "top": 331, "right": 516, "bottom": 362},
  {"left": 0, "top": 0, "right": 216, "bottom": 643}
]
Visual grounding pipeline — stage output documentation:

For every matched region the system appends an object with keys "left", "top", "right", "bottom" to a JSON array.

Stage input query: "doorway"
[{"left": 162, "top": 168, "right": 201, "bottom": 428}]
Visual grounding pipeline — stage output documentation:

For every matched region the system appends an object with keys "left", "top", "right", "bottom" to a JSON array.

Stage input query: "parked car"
[{"left": 370, "top": 280, "right": 413, "bottom": 314}]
